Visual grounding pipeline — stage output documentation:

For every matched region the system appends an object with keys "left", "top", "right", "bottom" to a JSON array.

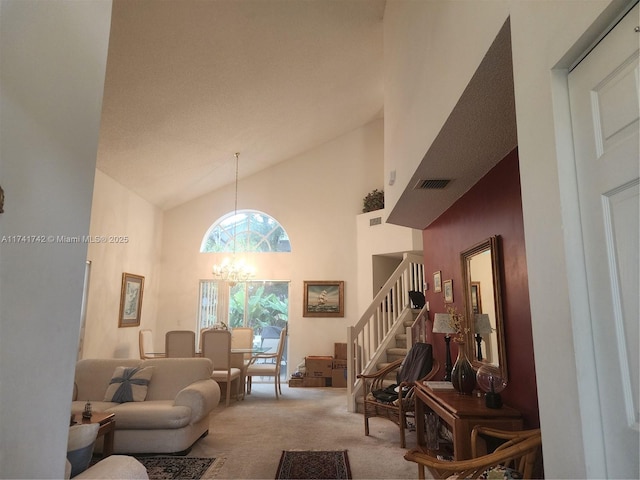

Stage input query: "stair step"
[{"left": 387, "top": 347, "right": 408, "bottom": 357}]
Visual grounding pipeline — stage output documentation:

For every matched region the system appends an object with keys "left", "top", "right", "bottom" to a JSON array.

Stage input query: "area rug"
[
  {"left": 134, "top": 456, "right": 225, "bottom": 480},
  {"left": 275, "top": 450, "right": 352, "bottom": 479}
]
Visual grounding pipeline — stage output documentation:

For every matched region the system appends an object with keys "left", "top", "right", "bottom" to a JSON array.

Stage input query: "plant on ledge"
[{"left": 362, "top": 189, "right": 384, "bottom": 213}]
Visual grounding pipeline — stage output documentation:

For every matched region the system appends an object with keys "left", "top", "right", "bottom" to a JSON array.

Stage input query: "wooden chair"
[
  {"left": 165, "top": 330, "right": 196, "bottom": 358},
  {"left": 201, "top": 329, "right": 242, "bottom": 406},
  {"left": 138, "top": 329, "right": 166, "bottom": 359},
  {"left": 404, "top": 426, "right": 542, "bottom": 479},
  {"left": 246, "top": 326, "right": 287, "bottom": 399},
  {"left": 357, "top": 342, "right": 440, "bottom": 448}
]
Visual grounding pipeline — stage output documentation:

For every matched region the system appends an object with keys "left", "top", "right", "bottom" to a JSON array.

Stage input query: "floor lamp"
[{"left": 433, "top": 312, "right": 456, "bottom": 381}]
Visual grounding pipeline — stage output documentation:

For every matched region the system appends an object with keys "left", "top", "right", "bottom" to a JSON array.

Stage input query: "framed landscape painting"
[
  {"left": 119, "top": 273, "right": 144, "bottom": 327},
  {"left": 303, "top": 281, "right": 344, "bottom": 317}
]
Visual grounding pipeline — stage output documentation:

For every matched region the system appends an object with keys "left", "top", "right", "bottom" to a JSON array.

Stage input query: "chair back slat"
[
  {"left": 202, "top": 329, "right": 231, "bottom": 369},
  {"left": 165, "top": 330, "right": 196, "bottom": 358}
]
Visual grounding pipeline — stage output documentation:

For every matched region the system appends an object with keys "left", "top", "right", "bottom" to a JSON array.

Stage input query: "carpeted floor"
[
  {"left": 275, "top": 450, "right": 351, "bottom": 479},
  {"left": 134, "top": 456, "right": 225, "bottom": 480},
  {"left": 189, "top": 382, "right": 424, "bottom": 479}
]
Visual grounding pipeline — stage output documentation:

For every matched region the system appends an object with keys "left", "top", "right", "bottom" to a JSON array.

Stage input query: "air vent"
[
  {"left": 414, "top": 179, "right": 451, "bottom": 190},
  {"left": 369, "top": 217, "right": 382, "bottom": 226}
]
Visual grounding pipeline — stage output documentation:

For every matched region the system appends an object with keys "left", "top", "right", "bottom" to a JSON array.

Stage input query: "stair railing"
[{"left": 347, "top": 252, "right": 424, "bottom": 411}]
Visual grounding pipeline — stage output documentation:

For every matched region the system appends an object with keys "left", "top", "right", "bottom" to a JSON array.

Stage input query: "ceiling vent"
[{"left": 414, "top": 179, "right": 451, "bottom": 190}]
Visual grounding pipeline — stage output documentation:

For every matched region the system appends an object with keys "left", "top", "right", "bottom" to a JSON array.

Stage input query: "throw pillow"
[
  {"left": 104, "top": 366, "right": 153, "bottom": 403},
  {"left": 67, "top": 423, "right": 99, "bottom": 478}
]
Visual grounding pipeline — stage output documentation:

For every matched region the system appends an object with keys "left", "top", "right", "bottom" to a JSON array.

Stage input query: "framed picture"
[
  {"left": 119, "top": 273, "right": 144, "bottom": 327},
  {"left": 303, "top": 281, "right": 344, "bottom": 317},
  {"left": 433, "top": 271, "right": 442, "bottom": 293},
  {"left": 471, "top": 282, "right": 482, "bottom": 314},
  {"left": 443, "top": 279, "right": 453, "bottom": 303}
]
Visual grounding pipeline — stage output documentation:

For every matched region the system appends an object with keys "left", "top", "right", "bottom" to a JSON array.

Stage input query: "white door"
[{"left": 568, "top": 4, "right": 639, "bottom": 478}]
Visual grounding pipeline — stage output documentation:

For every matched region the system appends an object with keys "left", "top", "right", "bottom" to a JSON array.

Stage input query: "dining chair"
[
  {"left": 165, "top": 330, "right": 196, "bottom": 358},
  {"left": 201, "top": 329, "right": 242, "bottom": 406},
  {"left": 139, "top": 329, "right": 166, "bottom": 359},
  {"left": 246, "top": 326, "right": 287, "bottom": 399}
]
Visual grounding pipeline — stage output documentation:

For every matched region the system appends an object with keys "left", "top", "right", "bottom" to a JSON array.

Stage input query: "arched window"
[{"left": 200, "top": 210, "right": 291, "bottom": 253}]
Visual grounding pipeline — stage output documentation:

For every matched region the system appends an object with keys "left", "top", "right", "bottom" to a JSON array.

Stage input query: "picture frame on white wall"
[
  {"left": 303, "top": 281, "right": 344, "bottom": 317},
  {"left": 119, "top": 273, "right": 144, "bottom": 327}
]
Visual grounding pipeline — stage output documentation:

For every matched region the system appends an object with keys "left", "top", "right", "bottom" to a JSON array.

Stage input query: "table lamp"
[
  {"left": 474, "top": 313, "right": 493, "bottom": 361},
  {"left": 476, "top": 364, "right": 507, "bottom": 408},
  {"left": 432, "top": 312, "right": 456, "bottom": 381}
]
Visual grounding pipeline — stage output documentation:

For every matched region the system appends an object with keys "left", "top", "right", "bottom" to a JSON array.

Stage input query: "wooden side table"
[
  {"left": 75, "top": 412, "right": 116, "bottom": 457},
  {"left": 413, "top": 382, "right": 523, "bottom": 460}
]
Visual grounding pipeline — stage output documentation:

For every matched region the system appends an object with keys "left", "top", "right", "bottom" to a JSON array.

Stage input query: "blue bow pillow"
[{"left": 104, "top": 366, "right": 153, "bottom": 403}]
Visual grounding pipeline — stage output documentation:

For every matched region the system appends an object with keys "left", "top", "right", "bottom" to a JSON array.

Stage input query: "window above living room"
[{"left": 200, "top": 209, "right": 291, "bottom": 253}]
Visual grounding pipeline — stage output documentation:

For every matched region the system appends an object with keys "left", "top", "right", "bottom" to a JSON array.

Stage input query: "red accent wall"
[{"left": 423, "top": 148, "right": 540, "bottom": 428}]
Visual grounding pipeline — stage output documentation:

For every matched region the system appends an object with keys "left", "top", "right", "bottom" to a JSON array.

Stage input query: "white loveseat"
[{"left": 72, "top": 358, "right": 220, "bottom": 454}]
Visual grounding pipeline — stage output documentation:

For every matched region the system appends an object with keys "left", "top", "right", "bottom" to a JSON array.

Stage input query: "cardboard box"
[
  {"left": 331, "top": 368, "right": 347, "bottom": 388},
  {"left": 334, "top": 343, "right": 347, "bottom": 360},
  {"left": 303, "top": 376, "right": 331, "bottom": 387},
  {"left": 305, "top": 356, "right": 333, "bottom": 377},
  {"left": 288, "top": 378, "right": 304, "bottom": 388},
  {"left": 333, "top": 358, "right": 347, "bottom": 369}
]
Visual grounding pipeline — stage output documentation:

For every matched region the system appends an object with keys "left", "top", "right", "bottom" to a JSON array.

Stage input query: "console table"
[{"left": 413, "top": 382, "right": 523, "bottom": 460}]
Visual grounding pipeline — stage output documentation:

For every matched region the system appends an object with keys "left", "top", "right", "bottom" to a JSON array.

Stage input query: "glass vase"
[{"left": 451, "top": 342, "right": 476, "bottom": 395}]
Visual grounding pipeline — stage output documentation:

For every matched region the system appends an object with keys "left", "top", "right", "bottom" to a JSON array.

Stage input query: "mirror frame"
[{"left": 461, "top": 235, "right": 508, "bottom": 381}]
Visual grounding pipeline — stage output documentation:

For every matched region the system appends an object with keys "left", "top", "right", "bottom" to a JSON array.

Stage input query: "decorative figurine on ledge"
[{"left": 82, "top": 401, "right": 92, "bottom": 419}]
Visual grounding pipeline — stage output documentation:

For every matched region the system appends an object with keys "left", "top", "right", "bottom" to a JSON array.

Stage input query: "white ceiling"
[{"left": 97, "top": 0, "right": 386, "bottom": 210}]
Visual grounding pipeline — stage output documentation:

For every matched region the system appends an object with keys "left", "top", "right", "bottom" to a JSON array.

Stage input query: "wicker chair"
[
  {"left": 358, "top": 343, "right": 440, "bottom": 448},
  {"left": 404, "top": 426, "right": 542, "bottom": 479}
]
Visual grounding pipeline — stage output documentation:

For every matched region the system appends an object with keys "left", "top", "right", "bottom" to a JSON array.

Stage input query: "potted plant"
[{"left": 362, "top": 189, "right": 384, "bottom": 213}]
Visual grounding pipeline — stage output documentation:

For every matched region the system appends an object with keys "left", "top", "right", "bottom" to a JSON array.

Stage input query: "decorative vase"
[{"left": 451, "top": 343, "right": 475, "bottom": 395}]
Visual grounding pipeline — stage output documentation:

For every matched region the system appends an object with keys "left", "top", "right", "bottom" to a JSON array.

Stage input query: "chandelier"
[{"left": 212, "top": 153, "right": 255, "bottom": 286}]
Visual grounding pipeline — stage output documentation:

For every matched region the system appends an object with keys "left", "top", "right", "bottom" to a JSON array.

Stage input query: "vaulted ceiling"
[{"left": 97, "top": 0, "right": 386, "bottom": 210}]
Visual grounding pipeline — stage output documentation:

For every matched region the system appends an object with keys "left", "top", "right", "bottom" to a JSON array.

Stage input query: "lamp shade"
[
  {"left": 432, "top": 313, "right": 456, "bottom": 334},
  {"left": 474, "top": 314, "right": 493, "bottom": 334}
]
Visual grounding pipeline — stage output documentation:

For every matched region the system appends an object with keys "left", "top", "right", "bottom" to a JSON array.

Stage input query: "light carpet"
[
  {"left": 275, "top": 450, "right": 351, "bottom": 479},
  {"left": 188, "top": 382, "right": 425, "bottom": 479}
]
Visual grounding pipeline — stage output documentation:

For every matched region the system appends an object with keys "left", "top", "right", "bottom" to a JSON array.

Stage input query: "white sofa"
[
  {"left": 66, "top": 456, "right": 149, "bottom": 479},
  {"left": 72, "top": 358, "right": 220, "bottom": 454}
]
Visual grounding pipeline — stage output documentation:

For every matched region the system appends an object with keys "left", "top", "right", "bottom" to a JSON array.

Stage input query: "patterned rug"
[
  {"left": 134, "top": 456, "right": 225, "bottom": 480},
  {"left": 275, "top": 450, "right": 352, "bottom": 479}
]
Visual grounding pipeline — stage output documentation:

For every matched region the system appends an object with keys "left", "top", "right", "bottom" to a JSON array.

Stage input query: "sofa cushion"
[
  {"left": 104, "top": 366, "right": 154, "bottom": 403},
  {"left": 71, "top": 401, "right": 120, "bottom": 416},
  {"left": 75, "top": 359, "right": 142, "bottom": 401},
  {"left": 107, "top": 401, "right": 192, "bottom": 429},
  {"left": 140, "top": 358, "right": 212, "bottom": 400},
  {"left": 67, "top": 423, "right": 99, "bottom": 478}
]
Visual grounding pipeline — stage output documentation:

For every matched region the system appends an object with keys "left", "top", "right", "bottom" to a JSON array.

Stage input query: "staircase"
[
  {"left": 354, "top": 313, "right": 418, "bottom": 413},
  {"left": 346, "top": 252, "right": 428, "bottom": 412}
]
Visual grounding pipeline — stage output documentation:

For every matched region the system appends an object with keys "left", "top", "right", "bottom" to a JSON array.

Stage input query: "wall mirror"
[{"left": 461, "top": 235, "right": 508, "bottom": 381}]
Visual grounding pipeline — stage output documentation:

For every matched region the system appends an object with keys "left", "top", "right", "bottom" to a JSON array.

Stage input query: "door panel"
[{"left": 568, "top": 4, "right": 639, "bottom": 478}]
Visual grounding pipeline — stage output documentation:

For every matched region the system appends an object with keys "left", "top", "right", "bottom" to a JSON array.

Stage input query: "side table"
[
  {"left": 74, "top": 412, "right": 116, "bottom": 457},
  {"left": 413, "top": 382, "right": 523, "bottom": 460}
]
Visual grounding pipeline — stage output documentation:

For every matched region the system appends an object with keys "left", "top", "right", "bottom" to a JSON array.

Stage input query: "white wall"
[
  {"left": 356, "top": 209, "right": 422, "bottom": 313},
  {"left": 382, "top": 1, "right": 621, "bottom": 477},
  {"left": 0, "top": 1, "right": 112, "bottom": 477},
  {"left": 158, "top": 119, "right": 384, "bottom": 375},
  {"left": 82, "top": 170, "right": 164, "bottom": 358}
]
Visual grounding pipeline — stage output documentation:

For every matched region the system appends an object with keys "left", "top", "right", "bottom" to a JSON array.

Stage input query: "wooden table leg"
[{"left": 98, "top": 420, "right": 115, "bottom": 457}]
